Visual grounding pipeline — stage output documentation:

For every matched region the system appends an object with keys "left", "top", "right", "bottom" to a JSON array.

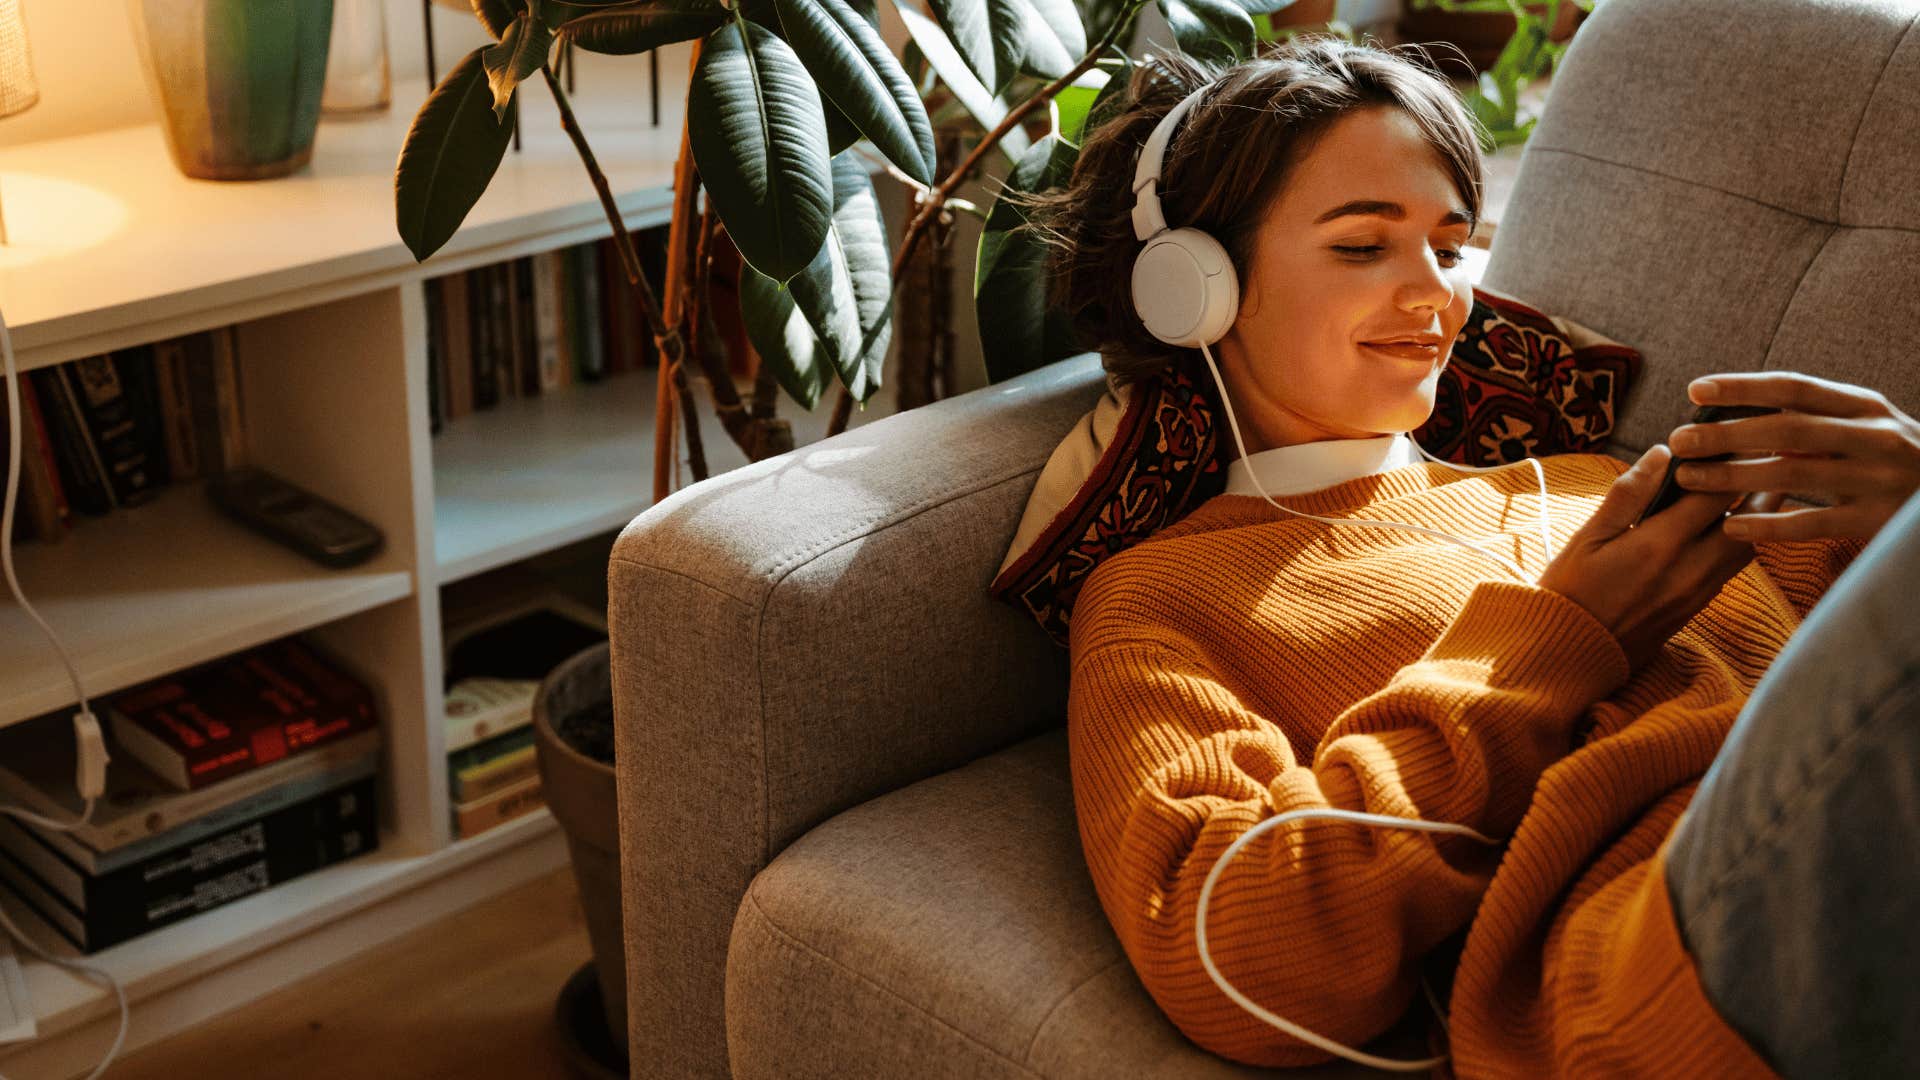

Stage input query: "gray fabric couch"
[{"left": 609, "top": 0, "right": 1920, "bottom": 1075}]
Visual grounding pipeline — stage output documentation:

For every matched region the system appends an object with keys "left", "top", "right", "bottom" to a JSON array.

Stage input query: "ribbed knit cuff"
[{"left": 1423, "top": 580, "right": 1632, "bottom": 718}]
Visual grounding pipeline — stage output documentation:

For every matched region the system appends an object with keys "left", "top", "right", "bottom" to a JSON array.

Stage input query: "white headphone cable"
[
  {"left": 1187, "top": 338, "right": 1551, "bottom": 1071},
  {"left": 1194, "top": 340, "right": 1554, "bottom": 580},
  {"left": 1, "top": 306, "right": 130, "bottom": 1080}
]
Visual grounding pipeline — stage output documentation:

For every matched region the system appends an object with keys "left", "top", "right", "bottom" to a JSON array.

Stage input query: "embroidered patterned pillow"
[
  {"left": 990, "top": 284, "right": 1642, "bottom": 647},
  {"left": 1411, "top": 283, "right": 1643, "bottom": 466},
  {"left": 988, "top": 358, "right": 1226, "bottom": 647}
]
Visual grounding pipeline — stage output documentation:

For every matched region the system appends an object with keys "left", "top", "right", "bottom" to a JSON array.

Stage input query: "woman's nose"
[{"left": 1397, "top": 248, "right": 1456, "bottom": 312}]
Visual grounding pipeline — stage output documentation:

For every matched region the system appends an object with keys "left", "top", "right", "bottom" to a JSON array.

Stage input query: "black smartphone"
[{"left": 1633, "top": 403, "right": 1782, "bottom": 527}]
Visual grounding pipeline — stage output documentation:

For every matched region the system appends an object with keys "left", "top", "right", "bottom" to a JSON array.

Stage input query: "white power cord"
[
  {"left": 1188, "top": 339, "right": 1546, "bottom": 1070},
  {"left": 0, "top": 305, "right": 129, "bottom": 1080}
]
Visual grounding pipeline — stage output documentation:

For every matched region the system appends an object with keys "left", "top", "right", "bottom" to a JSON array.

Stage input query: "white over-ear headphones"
[{"left": 1130, "top": 83, "right": 1239, "bottom": 348}]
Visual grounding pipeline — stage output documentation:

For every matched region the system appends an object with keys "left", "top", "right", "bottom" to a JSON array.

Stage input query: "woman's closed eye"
[{"left": 1333, "top": 244, "right": 1464, "bottom": 266}]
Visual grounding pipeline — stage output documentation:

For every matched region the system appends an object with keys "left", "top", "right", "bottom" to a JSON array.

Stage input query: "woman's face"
[{"left": 1213, "top": 104, "right": 1476, "bottom": 453}]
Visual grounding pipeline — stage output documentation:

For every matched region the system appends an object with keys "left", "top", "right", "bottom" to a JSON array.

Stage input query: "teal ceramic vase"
[{"left": 127, "top": 0, "right": 336, "bottom": 180}]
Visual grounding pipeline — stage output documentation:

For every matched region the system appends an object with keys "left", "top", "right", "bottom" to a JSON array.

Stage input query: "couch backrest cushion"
[{"left": 1483, "top": 0, "right": 1920, "bottom": 455}]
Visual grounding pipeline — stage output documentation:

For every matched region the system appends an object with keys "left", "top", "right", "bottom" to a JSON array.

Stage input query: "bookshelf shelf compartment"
[
  {"left": 0, "top": 482, "right": 413, "bottom": 730},
  {"left": 0, "top": 810, "right": 562, "bottom": 1061}
]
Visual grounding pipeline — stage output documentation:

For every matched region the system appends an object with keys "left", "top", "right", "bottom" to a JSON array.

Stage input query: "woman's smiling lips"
[{"left": 1362, "top": 341, "right": 1443, "bottom": 362}]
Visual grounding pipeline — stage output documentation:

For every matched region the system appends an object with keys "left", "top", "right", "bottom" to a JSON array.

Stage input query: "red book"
[{"left": 106, "top": 640, "right": 379, "bottom": 791}]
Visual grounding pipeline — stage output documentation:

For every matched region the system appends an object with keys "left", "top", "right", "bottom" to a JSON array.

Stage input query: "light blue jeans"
[{"left": 1666, "top": 487, "right": 1920, "bottom": 1080}]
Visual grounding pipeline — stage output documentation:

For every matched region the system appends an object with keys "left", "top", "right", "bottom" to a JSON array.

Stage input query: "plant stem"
[
  {"left": 541, "top": 63, "right": 760, "bottom": 497},
  {"left": 824, "top": 0, "right": 1147, "bottom": 435}
]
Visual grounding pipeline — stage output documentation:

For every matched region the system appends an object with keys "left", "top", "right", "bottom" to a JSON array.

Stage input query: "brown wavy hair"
[{"left": 1005, "top": 34, "right": 1489, "bottom": 387}]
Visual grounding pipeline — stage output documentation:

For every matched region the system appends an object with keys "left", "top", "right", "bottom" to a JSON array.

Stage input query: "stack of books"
[
  {"left": 0, "top": 637, "right": 383, "bottom": 953},
  {"left": 442, "top": 588, "right": 608, "bottom": 840},
  {"left": 1, "top": 326, "right": 248, "bottom": 547},
  {"left": 425, "top": 229, "right": 669, "bottom": 437}
]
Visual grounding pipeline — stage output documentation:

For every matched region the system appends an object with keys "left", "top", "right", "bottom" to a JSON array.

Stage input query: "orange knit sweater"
[{"left": 1067, "top": 451, "right": 1865, "bottom": 1077}]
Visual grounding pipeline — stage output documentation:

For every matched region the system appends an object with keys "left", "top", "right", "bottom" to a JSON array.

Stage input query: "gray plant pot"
[{"left": 532, "top": 642, "right": 626, "bottom": 1063}]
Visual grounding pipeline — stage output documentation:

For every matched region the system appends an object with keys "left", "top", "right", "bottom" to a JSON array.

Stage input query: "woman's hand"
[
  {"left": 1538, "top": 445, "right": 1782, "bottom": 674},
  {"left": 1668, "top": 372, "right": 1920, "bottom": 543}
]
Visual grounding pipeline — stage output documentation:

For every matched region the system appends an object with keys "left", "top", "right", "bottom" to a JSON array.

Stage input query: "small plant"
[{"left": 1406, "top": 0, "right": 1595, "bottom": 148}]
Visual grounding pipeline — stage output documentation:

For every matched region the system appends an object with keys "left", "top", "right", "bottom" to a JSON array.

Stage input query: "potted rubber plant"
[
  {"left": 393, "top": 0, "right": 1311, "bottom": 499},
  {"left": 394, "top": 0, "right": 1302, "bottom": 1066}
]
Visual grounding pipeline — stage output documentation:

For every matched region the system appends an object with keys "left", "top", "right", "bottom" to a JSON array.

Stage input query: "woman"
[{"left": 1016, "top": 38, "right": 1920, "bottom": 1077}]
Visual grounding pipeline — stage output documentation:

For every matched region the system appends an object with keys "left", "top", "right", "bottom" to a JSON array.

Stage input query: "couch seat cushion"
[{"left": 726, "top": 726, "right": 1421, "bottom": 1079}]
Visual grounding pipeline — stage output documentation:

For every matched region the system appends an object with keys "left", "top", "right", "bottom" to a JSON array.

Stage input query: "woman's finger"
[
  {"left": 1674, "top": 454, "right": 1897, "bottom": 498},
  {"left": 1668, "top": 412, "right": 1883, "bottom": 458},
  {"left": 1720, "top": 502, "right": 1885, "bottom": 542},
  {"left": 1691, "top": 371, "right": 1890, "bottom": 419}
]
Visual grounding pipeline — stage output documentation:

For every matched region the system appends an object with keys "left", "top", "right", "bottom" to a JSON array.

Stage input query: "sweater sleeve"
[
  {"left": 1067, "top": 580, "right": 1631, "bottom": 1068},
  {"left": 1753, "top": 535, "right": 1870, "bottom": 619}
]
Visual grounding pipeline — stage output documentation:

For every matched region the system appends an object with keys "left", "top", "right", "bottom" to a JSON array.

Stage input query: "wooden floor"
[{"left": 110, "top": 866, "right": 596, "bottom": 1080}]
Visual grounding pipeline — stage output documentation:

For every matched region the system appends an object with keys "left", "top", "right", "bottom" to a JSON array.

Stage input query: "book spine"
[
  {"left": 208, "top": 327, "right": 248, "bottom": 471},
  {"left": 151, "top": 340, "right": 201, "bottom": 483},
  {"left": 483, "top": 263, "right": 506, "bottom": 401},
  {"left": 37, "top": 747, "right": 379, "bottom": 876},
  {"left": 513, "top": 257, "right": 540, "bottom": 397},
  {"left": 453, "top": 773, "right": 545, "bottom": 839},
  {"left": 572, "top": 243, "right": 606, "bottom": 383},
  {"left": 27, "top": 367, "right": 112, "bottom": 516},
  {"left": 1, "top": 776, "right": 379, "bottom": 954},
  {"left": 442, "top": 274, "right": 474, "bottom": 419},
  {"left": 112, "top": 347, "right": 172, "bottom": 489},
  {"left": 12, "top": 376, "right": 69, "bottom": 541},
  {"left": 469, "top": 266, "right": 499, "bottom": 410},
  {"left": 531, "top": 251, "right": 565, "bottom": 392},
  {"left": 638, "top": 227, "right": 667, "bottom": 370},
  {"left": 66, "top": 355, "right": 162, "bottom": 508},
  {"left": 448, "top": 739, "right": 537, "bottom": 803},
  {"left": 554, "top": 249, "right": 576, "bottom": 389},
  {"left": 181, "top": 332, "right": 227, "bottom": 476},
  {"left": 442, "top": 677, "right": 536, "bottom": 754},
  {"left": 106, "top": 640, "right": 379, "bottom": 792},
  {"left": 597, "top": 237, "right": 634, "bottom": 377}
]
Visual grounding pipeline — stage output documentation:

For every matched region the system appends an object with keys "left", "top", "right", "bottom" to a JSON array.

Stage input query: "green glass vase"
[{"left": 128, "top": 0, "right": 336, "bottom": 180}]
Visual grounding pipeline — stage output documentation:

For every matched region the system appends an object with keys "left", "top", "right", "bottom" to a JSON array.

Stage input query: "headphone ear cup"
[{"left": 1131, "top": 227, "right": 1239, "bottom": 348}]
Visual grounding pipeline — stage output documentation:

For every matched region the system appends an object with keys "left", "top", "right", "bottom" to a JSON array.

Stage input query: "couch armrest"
[{"left": 610, "top": 354, "right": 1104, "bottom": 1076}]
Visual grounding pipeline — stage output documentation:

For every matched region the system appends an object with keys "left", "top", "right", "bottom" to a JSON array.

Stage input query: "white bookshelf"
[{"left": 0, "top": 38, "right": 902, "bottom": 1078}]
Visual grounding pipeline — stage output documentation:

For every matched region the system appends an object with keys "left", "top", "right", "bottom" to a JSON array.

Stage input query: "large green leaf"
[
  {"left": 740, "top": 268, "right": 836, "bottom": 409},
  {"left": 560, "top": 0, "right": 728, "bottom": 53},
  {"left": 975, "top": 134, "right": 1081, "bottom": 383},
  {"left": 689, "top": 18, "right": 835, "bottom": 284},
  {"left": 1014, "top": 0, "right": 1087, "bottom": 81},
  {"left": 925, "top": 0, "right": 1017, "bottom": 95},
  {"left": 1158, "top": 0, "right": 1254, "bottom": 61},
  {"left": 923, "top": 0, "right": 1086, "bottom": 92},
  {"left": 892, "top": 0, "right": 1030, "bottom": 163},
  {"left": 482, "top": 14, "right": 554, "bottom": 119},
  {"left": 775, "top": 0, "right": 938, "bottom": 185},
  {"left": 396, "top": 48, "right": 518, "bottom": 261},
  {"left": 1049, "top": 65, "right": 1109, "bottom": 146},
  {"left": 786, "top": 154, "right": 893, "bottom": 401}
]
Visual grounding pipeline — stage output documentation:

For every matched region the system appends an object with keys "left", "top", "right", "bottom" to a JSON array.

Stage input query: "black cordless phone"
[
  {"left": 1633, "top": 404, "right": 1781, "bottom": 527},
  {"left": 207, "top": 468, "right": 386, "bottom": 568}
]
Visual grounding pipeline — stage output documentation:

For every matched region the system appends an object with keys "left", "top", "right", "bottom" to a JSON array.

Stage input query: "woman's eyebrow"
[{"left": 1314, "top": 199, "right": 1474, "bottom": 228}]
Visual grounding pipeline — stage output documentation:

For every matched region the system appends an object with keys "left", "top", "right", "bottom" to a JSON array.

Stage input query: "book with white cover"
[{"left": 442, "top": 677, "right": 540, "bottom": 755}]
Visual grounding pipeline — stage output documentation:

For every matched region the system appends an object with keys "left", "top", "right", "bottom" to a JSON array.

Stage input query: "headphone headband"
[{"left": 1130, "top": 83, "right": 1214, "bottom": 242}]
